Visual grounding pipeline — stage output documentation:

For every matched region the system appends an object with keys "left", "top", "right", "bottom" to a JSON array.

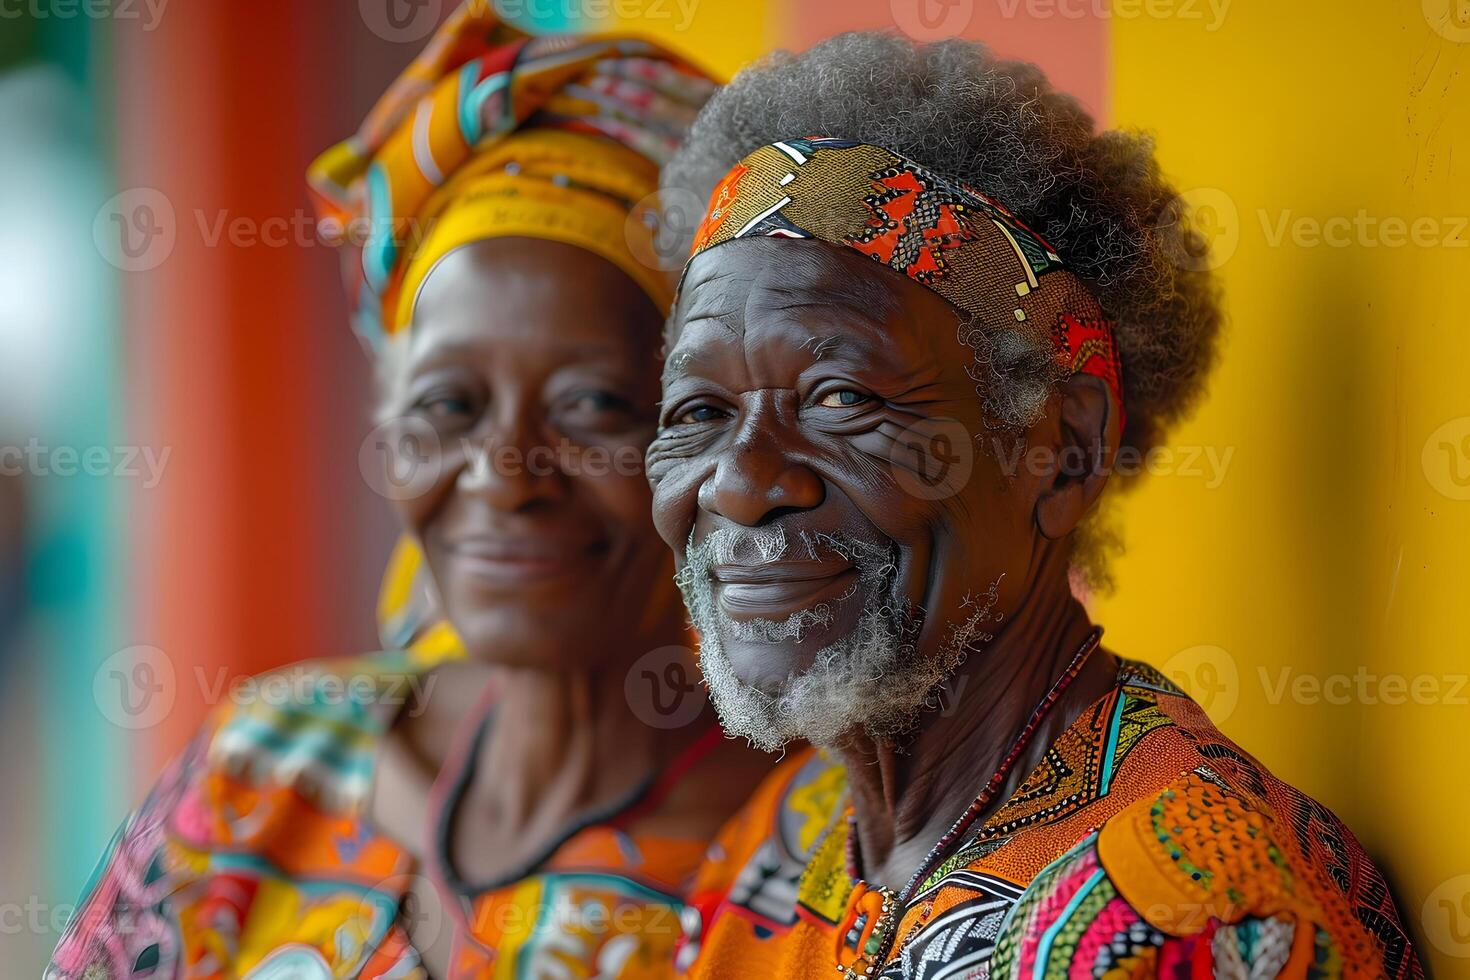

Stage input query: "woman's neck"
[
  {"left": 436, "top": 596, "right": 698, "bottom": 877},
  {"left": 836, "top": 548, "right": 1118, "bottom": 892}
]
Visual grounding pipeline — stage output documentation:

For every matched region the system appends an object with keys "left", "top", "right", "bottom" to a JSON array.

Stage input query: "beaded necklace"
[{"left": 836, "top": 627, "right": 1103, "bottom": 978}]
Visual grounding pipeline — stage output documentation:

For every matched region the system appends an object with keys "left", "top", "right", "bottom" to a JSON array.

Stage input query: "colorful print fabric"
[
  {"left": 47, "top": 652, "right": 709, "bottom": 979},
  {"left": 685, "top": 137, "right": 1127, "bottom": 428},
  {"left": 306, "top": 0, "right": 715, "bottom": 350},
  {"left": 680, "top": 660, "right": 1421, "bottom": 979}
]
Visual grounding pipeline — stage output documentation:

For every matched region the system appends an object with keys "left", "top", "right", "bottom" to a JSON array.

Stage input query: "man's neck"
[{"left": 835, "top": 550, "right": 1117, "bottom": 892}]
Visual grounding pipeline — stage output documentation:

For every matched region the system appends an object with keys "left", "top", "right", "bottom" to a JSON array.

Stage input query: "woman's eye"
[
  {"left": 816, "top": 389, "right": 870, "bottom": 408},
  {"left": 559, "top": 390, "right": 639, "bottom": 432},
  {"left": 418, "top": 393, "right": 475, "bottom": 419}
]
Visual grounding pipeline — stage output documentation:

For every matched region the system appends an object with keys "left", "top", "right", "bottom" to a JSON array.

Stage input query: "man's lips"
[{"left": 711, "top": 559, "right": 859, "bottom": 620}]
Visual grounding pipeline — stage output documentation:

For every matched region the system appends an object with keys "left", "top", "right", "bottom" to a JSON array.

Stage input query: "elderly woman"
[
  {"left": 650, "top": 33, "right": 1421, "bottom": 980},
  {"left": 47, "top": 9, "right": 772, "bottom": 979}
]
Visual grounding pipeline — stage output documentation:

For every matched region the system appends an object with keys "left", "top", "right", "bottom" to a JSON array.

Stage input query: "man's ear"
[{"left": 1034, "top": 373, "right": 1117, "bottom": 540}]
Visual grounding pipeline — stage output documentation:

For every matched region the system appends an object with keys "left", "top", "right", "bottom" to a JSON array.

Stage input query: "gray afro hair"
[{"left": 661, "top": 31, "right": 1224, "bottom": 582}]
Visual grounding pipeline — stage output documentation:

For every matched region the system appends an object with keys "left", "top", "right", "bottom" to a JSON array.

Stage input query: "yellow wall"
[{"left": 1103, "top": 0, "right": 1470, "bottom": 971}]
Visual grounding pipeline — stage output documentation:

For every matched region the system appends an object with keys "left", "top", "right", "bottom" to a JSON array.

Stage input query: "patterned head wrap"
[
  {"left": 685, "top": 137, "right": 1125, "bottom": 428},
  {"left": 307, "top": 1, "right": 715, "bottom": 352},
  {"left": 308, "top": 4, "right": 715, "bottom": 657}
]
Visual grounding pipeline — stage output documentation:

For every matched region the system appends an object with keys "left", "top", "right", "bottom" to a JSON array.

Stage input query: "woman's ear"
[{"left": 1034, "top": 373, "right": 1117, "bottom": 540}]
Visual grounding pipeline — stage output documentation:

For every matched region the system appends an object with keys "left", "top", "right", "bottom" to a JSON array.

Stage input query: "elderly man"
[{"left": 648, "top": 32, "right": 1420, "bottom": 980}]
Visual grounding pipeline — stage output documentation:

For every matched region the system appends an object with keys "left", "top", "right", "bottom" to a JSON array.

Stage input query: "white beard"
[{"left": 676, "top": 525, "right": 961, "bottom": 752}]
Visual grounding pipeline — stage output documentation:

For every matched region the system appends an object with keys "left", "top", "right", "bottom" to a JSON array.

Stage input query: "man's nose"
[{"left": 698, "top": 400, "right": 824, "bottom": 526}]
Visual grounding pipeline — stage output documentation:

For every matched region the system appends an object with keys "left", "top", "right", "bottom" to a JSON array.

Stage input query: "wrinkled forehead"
[{"left": 667, "top": 237, "right": 960, "bottom": 353}]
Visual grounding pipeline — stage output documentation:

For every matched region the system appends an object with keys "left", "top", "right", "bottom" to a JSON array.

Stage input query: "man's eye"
[
  {"left": 816, "top": 389, "right": 870, "bottom": 408},
  {"left": 676, "top": 405, "right": 726, "bottom": 424}
]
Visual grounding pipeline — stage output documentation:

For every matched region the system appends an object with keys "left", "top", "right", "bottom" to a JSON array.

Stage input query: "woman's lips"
[
  {"left": 446, "top": 537, "right": 595, "bottom": 587},
  {"left": 712, "top": 561, "right": 859, "bottom": 620}
]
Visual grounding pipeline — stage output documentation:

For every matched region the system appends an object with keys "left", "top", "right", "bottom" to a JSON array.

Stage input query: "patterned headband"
[{"left": 687, "top": 137, "right": 1125, "bottom": 429}]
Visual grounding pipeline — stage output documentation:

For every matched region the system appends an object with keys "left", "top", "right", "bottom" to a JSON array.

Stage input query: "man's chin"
[{"left": 717, "top": 633, "right": 826, "bottom": 696}]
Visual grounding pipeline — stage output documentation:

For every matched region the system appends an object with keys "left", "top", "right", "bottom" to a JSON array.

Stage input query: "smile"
[
  {"left": 446, "top": 537, "right": 595, "bottom": 587},
  {"left": 711, "top": 560, "right": 860, "bottom": 621}
]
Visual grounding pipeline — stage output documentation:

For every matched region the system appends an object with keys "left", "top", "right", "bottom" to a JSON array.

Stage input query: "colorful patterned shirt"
[
  {"left": 680, "top": 660, "right": 1421, "bottom": 980},
  {"left": 48, "top": 652, "right": 709, "bottom": 979}
]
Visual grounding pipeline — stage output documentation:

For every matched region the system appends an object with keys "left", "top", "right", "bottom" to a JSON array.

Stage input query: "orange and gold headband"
[{"left": 687, "top": 137, "right": 1125, "bottom": 428}]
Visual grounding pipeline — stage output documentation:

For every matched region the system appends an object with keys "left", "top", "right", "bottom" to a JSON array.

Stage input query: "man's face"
[{"left": 648, "top": 238, "right": 1051, "bottom": 750}]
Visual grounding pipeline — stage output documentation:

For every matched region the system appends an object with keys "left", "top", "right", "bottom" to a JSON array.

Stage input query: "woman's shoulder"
[{"left": 201, "top": 649, "right": 440, "bottom": 815}]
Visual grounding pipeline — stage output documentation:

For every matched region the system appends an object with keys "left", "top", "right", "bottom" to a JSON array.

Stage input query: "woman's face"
[{"left": 382, "top": 237, "right": 671, "bottom": 670}]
